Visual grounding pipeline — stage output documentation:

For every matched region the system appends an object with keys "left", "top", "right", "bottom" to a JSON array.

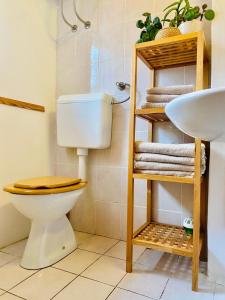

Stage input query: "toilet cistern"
[
  {"left": 57, "top": 93, "right": 113, "bottom": 181},
  {"left": 165, "top": 87, "right": 225, "bottom": 141}
]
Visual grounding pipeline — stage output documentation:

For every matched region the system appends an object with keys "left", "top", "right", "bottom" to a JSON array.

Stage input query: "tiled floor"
[{"left": 0, "top": 232, "right": 224, "bottom": 300}]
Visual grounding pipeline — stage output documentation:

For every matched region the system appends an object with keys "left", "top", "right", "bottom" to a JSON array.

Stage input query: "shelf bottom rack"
[{"left": 133, "top": 222, "right": 202, "bottom": 257}]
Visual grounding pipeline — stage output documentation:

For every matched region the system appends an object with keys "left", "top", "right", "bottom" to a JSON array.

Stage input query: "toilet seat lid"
[
  {"left": 4, "top": 181, "right": 86, "bottom": 195},
  {"left": 14, "top": 176, "right": 81, "bottom": 189}
]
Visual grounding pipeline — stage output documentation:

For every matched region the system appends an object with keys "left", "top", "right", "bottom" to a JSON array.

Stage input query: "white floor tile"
[
  {"left": 0, "top": 252, "right": 15, "bottom": 267},
  {"left": 105, "top": 241, "right": 145, "bottom": 262},
  {"left": 53, "top": 276, "right": 114, "bottom": 300},
  {"left": 0, "top": 259, "right": 36, "bottom": 290},
  {"left": 108, "top": 288, "right": 150, "bottom": 300},
  {"left": 118, "top": 263, "right": 169, "bottom": 299},
  {"left": 11, "top": 267, "right": 75, "bottom": 300},
  {"left": 1, "top": 240, "right": 27, "bottom": 257},
  {"left": 82, "top": 256, "right": 126, "bottom": 286},
  {"left": 0, "top": 293, "right": 23, "bottom": 300},
  {"left": 136, "top": 249, "right": 179, "bottom": 274},
  {"left": 53, "top": 249, "right": 100, "bottom": 274},
  {"left": 172, "top": 256, "right": 207, "bottom": 281},
  {"left": 78, "top": 235, "right": 118, "bottom": 254},
  {"left": 75, "top": 231, "right": 93, "bottom": 246},
  {"left": 161, "top": 276, "right": 214, "bottom": 300},
  {"left": 214, "top": 284, "right": 225, "bottom": 300}
]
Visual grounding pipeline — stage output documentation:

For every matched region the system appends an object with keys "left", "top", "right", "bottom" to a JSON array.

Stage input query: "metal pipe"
[
  {"left": 61, "top": 0, "right": 78, "bottom": 32},
  {"left": 73, "top": 0, "right": 91, "bottom": 29}
]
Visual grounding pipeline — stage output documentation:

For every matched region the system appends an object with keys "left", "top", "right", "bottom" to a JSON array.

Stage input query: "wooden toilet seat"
[{"left": 4, "top": 176, "right": 87, "bottom": 195}]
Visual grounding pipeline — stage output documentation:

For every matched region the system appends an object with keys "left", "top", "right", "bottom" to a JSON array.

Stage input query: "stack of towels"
[
  {"left": 141, "top": 85, "right": 194, "bottom": 109},
  {"left": 135, "top": 142, "right": 206, "bottom": 177}
]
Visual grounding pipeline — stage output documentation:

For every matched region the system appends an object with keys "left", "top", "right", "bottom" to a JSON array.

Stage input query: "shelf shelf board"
[
  {"left": 133, "top": 222, "right": 201, "bottom": 257},
  {"left": 136, "top": 32, "right": 206, "bottom": 70},
  {"left": 135, "top": 107, "right": 168, "bottom": 122},
  {"left": 133, "top": 173, "right": 194, "bottom": 184}
]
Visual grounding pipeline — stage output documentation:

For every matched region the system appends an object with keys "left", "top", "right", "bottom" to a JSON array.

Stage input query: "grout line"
[
  {"left": 7, "top": 269, "right": 40, "bottom": 293},
  {"left": 159, "top": 277, "right": 170, "bottom": 299},
  {"left": 4, "top": 291, "right": 27, "bottom": 300},
  {"left": 116, "top": 286, "right": 157, "bottom": 300},
  {"left": 51, "top": 253, "right": 113, "bottom": 299},
  {"left": 50, "top": 275, "right": 79, "bottom": 300},
  {"left": 79, "top": 275, "right": 115, "bottom": 288}
]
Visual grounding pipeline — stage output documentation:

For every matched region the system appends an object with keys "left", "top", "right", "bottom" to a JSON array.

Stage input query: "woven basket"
[{"left": 155, "top": 27, "right": 181, "bottom": 40}]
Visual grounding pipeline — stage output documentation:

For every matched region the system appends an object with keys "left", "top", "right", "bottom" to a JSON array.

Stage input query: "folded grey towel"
[
  {"left": 134, "top": 161, "right": 195, "bottom": 172},
  {"left": 146, "top": 94, "right": 178, "bottom": 103},
  {"left": 135, "top": 153, "right": 195, "bottom": 165},
  {"left": 141, "top": 102, "right": 167, "bottom": 109},
  {"left": 135, "top": 170, "right": 194, "bottom": 177},
  {"left": 147, "top": 85, "right": 194, "bottom": 95},
  {"left": 135, "top": 142, "right": 206, "bottom": 158}
]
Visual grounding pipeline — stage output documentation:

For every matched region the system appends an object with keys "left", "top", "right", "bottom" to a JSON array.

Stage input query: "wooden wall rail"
[{"left": 0, "top": 96, "right": 45, "bottom": 112}]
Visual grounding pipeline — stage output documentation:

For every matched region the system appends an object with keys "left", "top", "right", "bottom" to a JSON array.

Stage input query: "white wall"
[
  {"left": 208, "top": 0, "right": 225, "bottom": 285},
  {"left": 0, "top": 0, "right": 57, "bottom": 248},
  {"left": 56, "top": 0, "right": 211, "bottom": 239}
]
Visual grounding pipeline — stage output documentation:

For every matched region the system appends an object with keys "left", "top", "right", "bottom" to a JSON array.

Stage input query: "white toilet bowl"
[{"left": 4, "top": 177, "right": 86, "bottom": 269}]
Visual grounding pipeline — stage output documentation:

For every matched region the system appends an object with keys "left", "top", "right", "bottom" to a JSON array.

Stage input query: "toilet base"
[{"left": 21, "top": 216, "right": 76, "bottom": 269}]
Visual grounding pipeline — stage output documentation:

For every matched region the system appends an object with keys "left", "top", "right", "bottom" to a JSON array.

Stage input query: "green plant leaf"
[
  {"left": 163, "top": 7, "right": 177, "bottom": 21},
  {"left": 193, "top": 6, "right": 200, "bottom": 13},
  {"left": 163, "top": 1, "right": 179, "bottom": 12},
  {"left": 202, "top": 4, "right": 208, "bottom": 10},
  {"left": 204, "top": 9, "right": 215, "bottom": 21},
  {"left": 143, "top": 12, "right": 151, "bottom": 17},
  {"left": 184, "top": 9, "right": 196, "bottom": 21},
  {"left": 146, "top": 24, "right": 153, "bottom": 33},
  {"left": 136, "top": 20, "right": 145, "bottom": 29},
  {"left": 184, "top": 0, "right": 190, "bottom": 10},
  {"left": 142, "top": 32, "right": 150, "bottom": 42},
  {"left": 140, "top": 30, "right": 147, "bottom": 38}
]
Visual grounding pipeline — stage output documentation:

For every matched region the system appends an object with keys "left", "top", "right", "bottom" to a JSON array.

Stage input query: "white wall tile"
[
  {"left": 95, "top": 201, "right": 121, "bottom": 239},
  {"left": 153, "top": 210, "right": 182, "bottom": 226},
  {"left": 96, "top": 167, "right": 122, "bottom": 203},
  {"left": 153, "top": 182, "right": 182, "bottom": 212}
]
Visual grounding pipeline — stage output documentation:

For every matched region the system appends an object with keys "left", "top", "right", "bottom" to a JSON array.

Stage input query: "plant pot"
[
  {"left": 179, "top": 20, "right": 203, "bottom": 34},
  {"left": 155, "top": 27, "right": 181, "bottom": 40}
]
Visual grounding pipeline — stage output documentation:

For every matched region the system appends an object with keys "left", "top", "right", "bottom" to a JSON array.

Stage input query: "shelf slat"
[
  {"left": 133, "top": 222, "right": 200, "bottom": 257},
  {"left": 136, "top": 32, "right": 206, "bottom": 70},
  {"left": 135, "top": 107, "right": 168, "bottom": 122},
  {"left": 133, "top": 173, "right": 194, "bottom": 184}
]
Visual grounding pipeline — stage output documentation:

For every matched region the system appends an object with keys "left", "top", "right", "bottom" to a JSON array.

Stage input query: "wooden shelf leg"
[
  {"left": 126, "top": 177, "right": 134, "bottom": 272},
  {"left": 126, "top": 48, "right": 137, "bottom": 273}
]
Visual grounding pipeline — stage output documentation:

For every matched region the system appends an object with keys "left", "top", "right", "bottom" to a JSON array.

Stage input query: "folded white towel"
[
  {"left": 147, "top": 85, "right": 194, "bottom": 95},
  {"left": 141, "top": 102, "right": 167, "bottom": 109},
  {"left": 146, "top": 94, "right": 178, "bottom": 103},
  {"left": 135, "top": 170, "right": 194, "bottom": 177},
  {"left": 135, "top": 142, "right": 206, "bottom": 158},
  {"left": 134, "top": 161, "right": 195, "bottom": 172},
  {"left": 135, "top": 153, "right": 195, "bottom": 165}
]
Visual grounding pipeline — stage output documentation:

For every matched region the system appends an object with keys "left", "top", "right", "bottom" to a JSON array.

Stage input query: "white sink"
[{"left": 165, "top": 88, "right": 225, "bottom": 141}]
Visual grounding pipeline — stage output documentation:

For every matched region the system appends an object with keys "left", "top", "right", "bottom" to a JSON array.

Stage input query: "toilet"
[{"left": 3, "top": 93, "right": 112, "bottom": 269}]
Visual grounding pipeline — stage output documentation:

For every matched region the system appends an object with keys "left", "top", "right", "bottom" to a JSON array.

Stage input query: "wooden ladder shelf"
[{"left": 126, "top": 32, "right": 208, "bottom": 292}]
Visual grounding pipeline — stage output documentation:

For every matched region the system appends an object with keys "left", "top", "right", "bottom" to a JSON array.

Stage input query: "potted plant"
[
  {"left": 179, "top": 3, "right": 215, "bottom": 34},
  {"left": 136, "top": 13, "right": 162, "bottom": 43},
  {"left": 162, "top": 0, "right": 215, "bottom": 34}
]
